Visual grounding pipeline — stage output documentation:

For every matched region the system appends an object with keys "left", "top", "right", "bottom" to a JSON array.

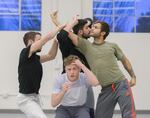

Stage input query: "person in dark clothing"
[
  {"left": 17, "top": 25, "right": 64, "bottom": 118},
  {"left": 50, "top": 11, "right": 95, "bottom": 118}
]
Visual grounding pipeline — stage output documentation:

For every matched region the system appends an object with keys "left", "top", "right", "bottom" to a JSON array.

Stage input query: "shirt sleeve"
[
  {"left": 56, "top": 29, "right": 70, "bottom": 57},
  {"left": 52, "top": 76, "right": 63, "bottom": 94},
  {"left": 20, "top": 45, "right": 31, "bottom": 62},
  {"left": 80, "top": 73, "right": 91, "bottom": 87},
  {"left": 57, "top": 29, "right": 69, "bottom": 44},
  {"left": 113, "top": 43, "right": 125, "bottom": 60},
  {"left": 76, "top": 37, "right": 89, "bottom": 54}
]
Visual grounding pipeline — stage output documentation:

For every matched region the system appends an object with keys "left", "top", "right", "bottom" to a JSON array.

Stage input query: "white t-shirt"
[{"left": 52, "top": 73, "right": 90, "bottom": 106}]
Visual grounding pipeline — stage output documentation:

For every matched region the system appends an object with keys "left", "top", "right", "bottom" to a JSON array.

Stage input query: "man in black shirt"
[
  {"left": 50, "top": 11, "right": 95, "bottom": 118},
  {"left": 17, "top": 25, "right": 64, "bottom": 118}
]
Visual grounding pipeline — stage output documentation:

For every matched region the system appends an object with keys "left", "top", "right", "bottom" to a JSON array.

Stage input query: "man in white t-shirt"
[{"left": 51, "top": 55, "right": 99, "bottom": 118}]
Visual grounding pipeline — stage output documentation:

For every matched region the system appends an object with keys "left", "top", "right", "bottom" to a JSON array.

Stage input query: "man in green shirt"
[{"left": 64, "top": 18, "right": 136, "bottom": 118}]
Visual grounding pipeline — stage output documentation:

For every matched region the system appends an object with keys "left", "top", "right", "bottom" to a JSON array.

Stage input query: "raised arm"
[
  {"left": 64, "top": 15, "right": 79, "bottom": 46},
  {"left": 40, "top": 38, "right": 58, "bottom": 63},
  {"left": 121, "top": 56, "right": 136, "bottom": 87},
  {"left": 74, "top": 60, "right": 99, "bottom": 86},
  {"left": 50, "top": 10, "right": 61, "bottom": 27},
  {"left": 29, "top": 25, "right": 64, "bottom": 57},
  {"left": 50, "top": 10, "right": 71, "bottom": 52}
]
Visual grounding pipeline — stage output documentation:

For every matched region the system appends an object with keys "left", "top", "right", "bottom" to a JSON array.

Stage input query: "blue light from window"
[
  {"left": 21, "top": 15, "right": 41, "bottom": 31},
  {"left": 114, "top": 16, "right": 134, "bottom": 32},
  {"left": 0, "top": 15, "right": 19, "bottom": 30},
  {"left": 0, "top": 0, "right": 18, "bottom": 13},
  {"left": 21, "top": 0, "right": 41, "bottom": 31},
  {"left": 0, "top": 0, "right": 41, "bottom": 31},
  {"left": 93, "top": 0, "right": 150, "bottom": 33}
]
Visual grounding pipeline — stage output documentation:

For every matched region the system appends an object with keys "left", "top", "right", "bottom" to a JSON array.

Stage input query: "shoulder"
[
  {"left": 57, "top": 29, "right": 69, "bottom": 39},
  {"left": 20, "top": 47, "right": 27, "bottom": 54},
  {"left": 105, "top": 41, "right": 116, "bottom": 45},
  {"left": 78, "top": 37, "right": 88, "bottom": 42},
  {"left": 79, "top": 73, "right": 86, "bottom": 80},
  {"left": 78, "top": 37, "right": 91, "bottom": 47},
  {"left": 105, "top": 41, "right": 119, "bottom": 48},
  {"left": 55, "top": 73, "right": 67, "bottom": 83},
  {"left": 20, "top": 45, "right": 31, "bottom": 55}
]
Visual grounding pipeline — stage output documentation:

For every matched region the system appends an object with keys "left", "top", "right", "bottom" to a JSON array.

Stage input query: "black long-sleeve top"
[{"left": 57, "top": 30, "right": 90, "bottom": 73}]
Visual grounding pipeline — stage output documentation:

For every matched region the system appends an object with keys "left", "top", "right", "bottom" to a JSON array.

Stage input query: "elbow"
[
  {"left": 51, "top": 54, "right": 57, "bottom": 60},
  {"left": 93, "top": 82, "right": 100, "bottom": 87},
  {"left": 51, "top": 100, "right": 57, "bottom": 108},
  {"left": 47, "top": 54, "right": 56, "bottom": 61},
  {"left": 92, "top": 82, "right": 99, "bottom": 87},
  {"left": 91, "top": 79, "right": 100, "bottom": 86},
  {"left": 49, "top": 55, "right": 56, "bottom": 60},
  {"left": 51, "top": 103, "right": 57, "bottom": 108}
]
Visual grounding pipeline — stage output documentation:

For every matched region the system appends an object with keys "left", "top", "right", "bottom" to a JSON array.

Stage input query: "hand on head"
[{"left": 73, "top": 59, "right": 83, "bottom": 69}]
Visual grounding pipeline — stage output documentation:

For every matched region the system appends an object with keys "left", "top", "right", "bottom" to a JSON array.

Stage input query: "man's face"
[
  {"left": 35, "top": 34, "right": 41, "bottom": 41},
  {"left": 90, "top": 23, "right": 102, "bottom": 38},
  {"left": 34, "top": 34, "right": 42, "bottom": 52},
  {"left": 82, "top": 23, "right": 91, "bottom": 39},
  {"left": 65, "top": 63, "right": 80, "bottom": 82}
]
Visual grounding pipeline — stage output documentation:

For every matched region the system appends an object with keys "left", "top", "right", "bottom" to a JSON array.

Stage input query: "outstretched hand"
[
  {"left": 50, "top": 10, "right": 61, "bottom": 26},
  {"left": 50, "top": 10, "right": 58, "bottom": 20},
  {"left": 64, "top": 15, "right": 79, "bottom": 32},
  {"left": 71, "top": 15, "right": 79, "bottom": 26}
]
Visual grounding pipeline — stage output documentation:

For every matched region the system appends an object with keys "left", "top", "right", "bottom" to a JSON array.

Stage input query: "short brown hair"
[
  {"left": 73, "top": 19, "right": 87, "bottom": 35},
  {"left": 64, "top": 55, "right": 80, "bottom": 67},
  {"left": 23, "top": 31, "right": 36, "bottom": 46}
]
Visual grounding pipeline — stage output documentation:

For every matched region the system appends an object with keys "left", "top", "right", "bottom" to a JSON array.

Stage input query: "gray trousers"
[
  {"left": 55, "top": 105, "right": 90, "bottom": 118},
  {"left": 95, "top": 79, "right": 136, "bottom": 118}
]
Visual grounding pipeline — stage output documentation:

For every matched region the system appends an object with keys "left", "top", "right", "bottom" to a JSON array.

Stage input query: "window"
[
  {"left": 93, "top": 0, "right": 150, "bottom": 33},
  {"left": 0, "top": 0, "right": 41, "bottom": 31}
]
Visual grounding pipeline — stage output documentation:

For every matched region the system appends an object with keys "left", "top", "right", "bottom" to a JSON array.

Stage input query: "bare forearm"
[
  {"left": 68, "top": 31, "right": 79, "bottom": 46},
  {"left": 64, "top": 23, "right": 74, "bottom": 32},
  {"left": 40, "top": 40, "right": 58, "bottom": 63},
  {"left": 44, "top": 27, "right": 61, "bottom": 40},
  {"left": 52, "top": 18, "right": 61, "bottom": 27},
  {"left": 81, "top": 64, "right": 99, "bottom": 86},
  {"left": 63, "top": 16, "right": 79, "bottom": 46},
  {"left": 48, "top": 40, "right": 58, "bottom": 59},
  {"left": 31, "top": 28, "right": 60, "bottom": 54},
  {"left": 51, "top": 91, "right": 65, "bottom": 107},
  {"left": 122, "top": 57, "right": 136, "bottom": 78},
  {"left": 50, "top": 10, "right": 61, "bottom": 27}
]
